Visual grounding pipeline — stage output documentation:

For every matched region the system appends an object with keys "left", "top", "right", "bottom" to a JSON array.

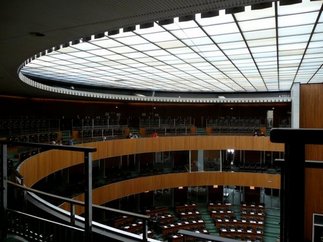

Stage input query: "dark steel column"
[
  {"left": 270, "top": 128, "right": 323, "bottom": 242},
  {"left": 280, "top": 142, "right": 305, "bottom": 242},
  {"left": 84, "top": 151, "right": 92, "bottom": 242},
  {"left": 0, "top": 144, "right": 7, "bottom": 240}
]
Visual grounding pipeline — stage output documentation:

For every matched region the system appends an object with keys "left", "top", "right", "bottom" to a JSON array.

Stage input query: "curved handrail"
[{"left": 7, "top": 181, "right": 158, "bottom": 242}]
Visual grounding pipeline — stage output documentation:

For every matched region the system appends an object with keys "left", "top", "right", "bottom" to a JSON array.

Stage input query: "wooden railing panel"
[
  {"left": 18, "top": 136, "right": 283, "bottom": 187},
  {"left": 61, "top": 172, "right": 280, "bottom": 214}
]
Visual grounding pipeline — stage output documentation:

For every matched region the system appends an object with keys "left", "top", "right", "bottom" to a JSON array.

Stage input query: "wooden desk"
[
  {"left": 178, "top": 211, "right": 201, "bottom": 220},
  {"left": 161, "top": 220, "right": 205, "bottom": 236},
  {"left": 175, "top": 203, "right": 197, "bottom": 212},
  {"left": 215, "top": 218, "right": 264, "bottom": 230},
  {"left": 210, "top": 209, "right": 235, "bottom": 219},
  {"left": 208, "top": 202, "right": 232, "bottom": 211},
  {"left": 219, "top": 227, "right": 263, "bottom": 241},
  {"left": 241, "top": 211, "right": 265, "bottom": 221},
  {"left": 145, "top": 207, "right": 169, "bottom": 216}
]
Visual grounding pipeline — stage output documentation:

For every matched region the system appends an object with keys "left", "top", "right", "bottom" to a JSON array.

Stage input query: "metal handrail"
[{"left": 7, "top": 180, "right": 151, "bottom": 241}]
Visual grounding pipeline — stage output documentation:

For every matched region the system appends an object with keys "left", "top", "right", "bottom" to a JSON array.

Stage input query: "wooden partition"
[
  {"left": 18, "top": 135, "right": 283, "bottom": 187},
  {"left": 300, "top": 84, "right": 323, "bottom": 241},
  {"left": 61, "top": 172, "right": 280, "bottom": 215}
]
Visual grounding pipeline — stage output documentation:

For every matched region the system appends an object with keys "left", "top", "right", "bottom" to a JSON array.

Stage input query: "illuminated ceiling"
[{"left": 20, "top": 0, "right": 323, "bottom": 98}]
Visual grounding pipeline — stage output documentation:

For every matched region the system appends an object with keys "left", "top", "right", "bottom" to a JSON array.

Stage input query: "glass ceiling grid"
[
  {"left": 285, "top": 5, "right": 323, "bottom": 87},
  {"left": 20, "top": 1, "right": 323, "bottom": 94},
  {"left": 137, "top": 24, "right": 230, "bottom": 91},
  {"left": 75, "top": 41, "right": 188, "bottom": 91},
  {"left": 195, "top": 16, "right": 260, "bottom": 91},
  {"left": 232, "top": 14, "right": 268, "bottom": 91},
  {"left": 148, "top": 23, "right": 229, "bottom": 91}
]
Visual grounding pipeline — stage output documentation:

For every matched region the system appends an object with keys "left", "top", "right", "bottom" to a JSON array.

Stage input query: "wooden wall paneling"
[
  {"left": 20, "top": 136, "right": 283, "bottom": 187},
  {"left": 300, "top": 84, "right": 323, "bottom": 161},
  {"left": 300, "top": 84, "right": 323, "bottom": 241},
  {"left": 305, "top": 168, "right": 323, "bottom": 242},
  {"left": 19, "top": 150, "right": 84, "bottom": 187}
]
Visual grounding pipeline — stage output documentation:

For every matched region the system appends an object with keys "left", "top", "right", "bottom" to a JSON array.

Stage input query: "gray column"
[
  {"left": 291, "top": 82, "right": 300, "bottom": 128},
  {"left": 84, "top": 151, "right": 93, "bottom": 242},
  {"left": 197, "top": 150, "right": 204, "bottom": 171}
]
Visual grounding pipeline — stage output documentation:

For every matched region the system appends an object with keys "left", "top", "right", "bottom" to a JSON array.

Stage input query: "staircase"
[
  {"left": 197, "top": 204, "right": 218, "bottom": 235},
  {"left": 263, "top": 208, "right": 280, "bottom": 242}
]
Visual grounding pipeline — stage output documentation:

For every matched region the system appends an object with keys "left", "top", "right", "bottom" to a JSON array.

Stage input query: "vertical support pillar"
[
  {"left": 197, "top": 150, "right": 204, "bottom": 171},
  {"left": 281, "top": 142, "right": 305, "bottom": 242},
  {"left": 188, "top": 150, "right": 191, "bottom": 172},
  {"left": 142, "top": 219, "right": 148, "bottom": 242},
  {"left": 1, "top": 144, "right": 8, "bottom": 240},
  {"left": 219, "top": 150, "right": 222, "bottom": 172},
  {"left": 70, "top": 203, "right": 75, "bottom": 226},
  {"left": 84, "top": 151, "right": 92, "bottom": 242},
  {"left": 291, "top": 82, "right": 300, "bottom": 128}
]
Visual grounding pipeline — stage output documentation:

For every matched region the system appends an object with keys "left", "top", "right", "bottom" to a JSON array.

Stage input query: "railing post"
[
  {"left": 70, "top": 202, "right": 75, "bottom": 226},
  {"left": 84, "top": 151, "right": 92, "bottom": 242},
  {"left": 0, "top": 144, "right": 8, "bottom": 240},
  {"left": 142, "top": 218, "right": 148, "bottom": 242}
]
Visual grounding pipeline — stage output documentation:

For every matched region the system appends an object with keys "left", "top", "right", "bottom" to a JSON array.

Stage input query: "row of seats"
[{"left": 210, "top": 202, "right": 265, "bottom": 241}]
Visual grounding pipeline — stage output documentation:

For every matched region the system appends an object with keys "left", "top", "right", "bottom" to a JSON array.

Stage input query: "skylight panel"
[
  {"left": 56, "top": 47, "right": 79, "bottom": 53},
  {"left": 279, "top": 24, "right": 314, "bottom": 37},
  {"left": 167, "top": 47, "right": 193, "bottom": 55},
  {"left": 203, "top": 22, "right": 238, "bottom": 35},
  {"left": 68, "top": 51, "right": 94, "bottom": 58},
  {"left": 91, "top": 38, "right": 123, "bottom": 48},
  {"left": 154, "top": 55, "right": 178, "bottom": 62},
  {"left": 29, "top": 60, "right": 56, "bottom": 67},
  {"left": 89, "top": 49, "right": 114, "bottom": 56},
  {"left": 132, "top": 43, "right": 159, "bottom": 51},
  {"left": 52, "top": 53, "right": 79, "bottom": 60},
  {"left": 182, "top": 37, "right": 213, "bottom": 45},
  {"left": 279, "top": 42, "right": 307, "bottom": 51},
  {"left": 244, "top": 29, "right": 276, "bottom": 40},
  {"left": 250, "top": 45, "right": 276, "bottom": 53},
  {"left": 311, "top": 33, "right": 323, "bottom": 42},
  {"left": 117, "top": 35, "right": 148, "bottom": 45},
  {"left": 145, "top": 49, "right": 169, "bottom": 56},
  {"left": 191, "top": 45, "right": 219, "bottom": 53},
  {"left": 223, "top": 48, "right": 250, "bottom": 56},
  {"left": 171, "top": 27, "right": 206, "bottom": 39},
  {"left": 211, "top": 32, "right": 241, "bottom": 44},
  {"left": 247, "top": 37, "right": 277, "bottom": 47},
  {"left": 109, "top": 46, "right": 136, "bottom": 54},
  {"left": 238, "top": 17, "right": 275, "bottom": 32},
  {"left": 156, "top": 40, "right": 186, "bottom": 49},
  {"left": 218, "top": 41, "right": 247, "bottom": 50},
  {"left": 278, "top": 11, "right": 320, "bottom": 28},
  {"left": 73, "top": 42, "right": 100, "bottom": 51},
  {"left": 142, "top": 32, "right": 176, "bottom": 42},
  {"left": 86, "top": 56, "right": 107, "bottom": 62}
]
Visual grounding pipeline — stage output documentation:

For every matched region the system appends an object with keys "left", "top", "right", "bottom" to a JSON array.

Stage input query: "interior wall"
[{"left": 300, "top": 83, "right": 323, "bottom": 242}]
